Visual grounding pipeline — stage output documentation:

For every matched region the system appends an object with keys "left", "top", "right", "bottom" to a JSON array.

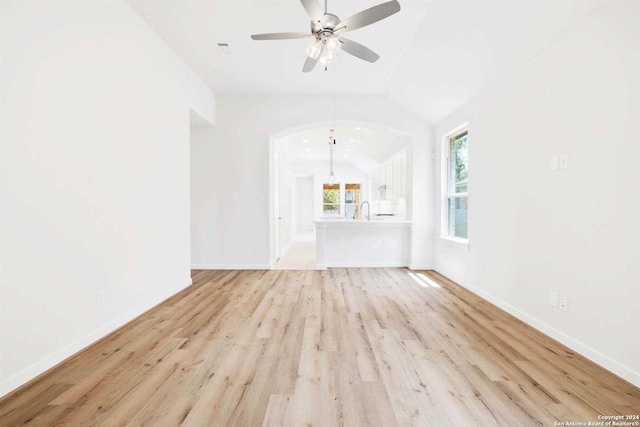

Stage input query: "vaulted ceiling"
[
  {"left": 282, "top": 125, "right": 408, "bottom": 173},
  {"left": 127, "top": 0, "right": 602, "bottom": 124}
]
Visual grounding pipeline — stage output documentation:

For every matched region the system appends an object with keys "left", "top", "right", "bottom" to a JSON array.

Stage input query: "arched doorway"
[{"left": 269, "top": 121, "right": 413, "bottom": 269}]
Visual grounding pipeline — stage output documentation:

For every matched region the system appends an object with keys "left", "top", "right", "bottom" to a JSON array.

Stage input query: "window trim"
[
  {"left": 440, "top": 123, "right": 469, "bottom": 246},
  {"left": 322, "top": 183, "right": 341, "bottom": 216}
]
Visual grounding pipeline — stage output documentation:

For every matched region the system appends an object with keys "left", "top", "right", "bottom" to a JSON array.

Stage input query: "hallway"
[{"left": 274, "top": 231, "right": 316, "bottom": 270}]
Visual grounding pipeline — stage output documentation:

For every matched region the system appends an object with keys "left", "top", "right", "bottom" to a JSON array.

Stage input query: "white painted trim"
[
  {"left": 409, "top": 264, "right": 435, "bottom": 271},
  {"left": 437, "top": 236, "right": 470, "bottom": 251},
  {"left": 326, "top": 261, "right": 410, "bottom": 268},
  {"left": 191, "top": 264, "right": 272, "bottom": 270},
  {"left": 440, "top": 122, "right": 470, "bottom": 240},
  {"left": 445, "top": 274, "right": 640, "bottom": 388},
  {"left": 0, "top": 278, "right": 193, "bottom": 398}
]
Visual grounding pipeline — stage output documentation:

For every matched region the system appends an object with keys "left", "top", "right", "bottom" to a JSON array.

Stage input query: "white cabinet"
[{"left": 372, "top": 149, "right": 407, "bottom": 202}]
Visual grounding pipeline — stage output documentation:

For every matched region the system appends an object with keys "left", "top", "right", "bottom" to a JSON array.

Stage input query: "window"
[
  {"left": 443, "top": 128, "right": 468, "bottom": 241},
  {"left": 322, "top": 183, "right": 340, "bottom": 215},
  {"left": 344, "top": 184, "right": 361, "bottom": 218}
]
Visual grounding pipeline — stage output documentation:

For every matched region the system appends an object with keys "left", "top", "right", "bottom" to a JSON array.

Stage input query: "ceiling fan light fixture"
[
  {"left": 306, "top": 40, "right": 322, "bottom": 59},
  {"left": 325, "top": 34, "right": 341, "bottom": 53},
  {"left": 320, "top": 50, "right": 337, "bottom": 64},
  {"left": 251, "top": 0, "right": 401, "bottom": 72}
]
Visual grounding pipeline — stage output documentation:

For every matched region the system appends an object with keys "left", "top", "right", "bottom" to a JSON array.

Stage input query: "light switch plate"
[
  {"left": 550, "top": 156, "right": 559, "bottom": 171},
  {"left": 559, "top": 154, "right": 569, "bottom": 169},
  {"left": 558, "top": 294, "right": 568, "bottom": 312}
]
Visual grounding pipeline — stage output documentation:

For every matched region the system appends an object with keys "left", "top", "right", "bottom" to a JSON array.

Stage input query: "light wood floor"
[
  {"left": 273, "top": 231, "right": 316, "bottom": 270},
  {"left": 1, "top": 269, "right": 639, "bottom": 426}
]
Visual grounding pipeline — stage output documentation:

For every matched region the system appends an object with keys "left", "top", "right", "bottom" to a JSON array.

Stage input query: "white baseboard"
[
  {"left": 442, "top": 273, "right": 640, "bottom": 388},
  {"left": 326, "top": 261, "right": 409, "bottom": 268},
  {"left": 409, "top": 264, "right": 434, "bottom": 271},
  {"left": 191, "top": 264, "right": 272, "bottom": 270},
  {"left": 0, "top": 278, "right": 193, "bottom": 398}
]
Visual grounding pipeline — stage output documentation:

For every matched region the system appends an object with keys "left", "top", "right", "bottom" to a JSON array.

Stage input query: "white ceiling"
[
  {"left": 386, "top": 0, "right": 602, "bottom": 123},
  {"left": 280, "top": 125, "right": 407, "bottom": 173},
  {"left": 127, "top": 0, "right": 603, "bottom": 123},
  {"left": 126, "top": 0, "right": 428, "bottom": 94}
]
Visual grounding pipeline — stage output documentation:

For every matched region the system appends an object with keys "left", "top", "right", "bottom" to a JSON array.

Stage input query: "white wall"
[
  {"left": 191, "top": 94, "right": 434, "bottom": 270},
  {"left": 294, "top": 176, "right": 314, "bottom": 231},
  {"left": 433, "top": 0, "right": 640, "bottom": 386},
  {"left": 0, "top": 0, "right": 215, "bottom": 397}
]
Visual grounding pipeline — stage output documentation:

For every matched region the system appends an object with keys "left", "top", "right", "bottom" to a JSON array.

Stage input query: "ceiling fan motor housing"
[{"left": 311, "top": 13, "right": 341, "bottom": 37}]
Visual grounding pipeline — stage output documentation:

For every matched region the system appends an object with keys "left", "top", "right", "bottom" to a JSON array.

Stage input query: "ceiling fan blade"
[
  {"left": 302, "top": 55, "right": 319, "bottom": 73},
  {"left": 251, "top": 32, "right": 311, "bottom": 40},
  {"left": 302, "top": 46, "right": 324, "bottom": 72},
  {"left": 340, "top": 38, "right": 380, "bottom": 63},
  {"left": 300, "top": 0, "right": 324, "bottom": 24},
  {"left": 338, "top": 0, "right": 401, "bottom": 34}
]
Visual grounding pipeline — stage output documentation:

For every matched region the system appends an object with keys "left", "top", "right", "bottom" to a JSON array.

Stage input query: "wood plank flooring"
[{"left": 1, "top": 269, "right": 638, "bottom": 426}]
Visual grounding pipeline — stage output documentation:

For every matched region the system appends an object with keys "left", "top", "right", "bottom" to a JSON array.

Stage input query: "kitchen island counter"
[{"left": 314, "top": 219, "right": 412, "bottom": 269}]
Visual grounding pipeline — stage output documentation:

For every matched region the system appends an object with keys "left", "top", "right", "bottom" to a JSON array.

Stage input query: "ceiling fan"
[{"left": 251, "top": 0, "right": 401, "bottom": 72}]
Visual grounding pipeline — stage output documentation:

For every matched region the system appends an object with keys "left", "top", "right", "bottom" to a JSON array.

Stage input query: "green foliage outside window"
[
  {"left": 449, "top": 133, "right": 468, "bottom": 193},
  {"left": 323, "top": 189, "right": 339, "bottom": 204}
]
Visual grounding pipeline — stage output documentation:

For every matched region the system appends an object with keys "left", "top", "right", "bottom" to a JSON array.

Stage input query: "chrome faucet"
[{"left": 360, "top": 201, "right": 371, "bottom": 221}]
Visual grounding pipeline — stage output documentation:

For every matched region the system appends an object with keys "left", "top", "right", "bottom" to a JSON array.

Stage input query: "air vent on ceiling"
[{"left": 216, "top": 42, "right": 232, "bottom": 55}]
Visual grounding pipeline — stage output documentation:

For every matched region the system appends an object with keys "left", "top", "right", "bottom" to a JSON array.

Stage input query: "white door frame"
[{"left": 272, "top": 146, "right": 282, "bottom": 264}]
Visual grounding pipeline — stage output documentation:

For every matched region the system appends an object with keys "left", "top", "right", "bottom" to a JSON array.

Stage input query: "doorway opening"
[
  {"left": 270, "top": 122, "right": 412, "bottom": 270},
  {"left": 274, "top": 175, "right": 315, "bottom": 270}
]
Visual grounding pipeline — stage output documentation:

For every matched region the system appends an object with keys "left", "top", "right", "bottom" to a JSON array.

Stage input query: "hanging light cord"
[
  {"left": 328, "top": 60, "right": 336, "bottom": 183},
  {"left": 332, "top": 65, "right": 336, "bottom": 177}
]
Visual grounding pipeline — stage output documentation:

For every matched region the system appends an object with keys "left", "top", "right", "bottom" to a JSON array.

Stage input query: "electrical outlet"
[
  {"left": 550, "top": 291, "right": 558, "bottom": 307},
  {"left": 559, "top": 154, "right": 569, "bottom": 169},
  {"left": 243, "top": 247, "right": 250, "bottom": 255},
  {"left": 558, "top": 294, "right": 568, "bottom": 312},
  {"left": 550, "top": 156, "right": 559, "bottom": 171},
  {"left": 97, "top": 291, "right": 106, "bottom": 308},
  {"left": 480, "top": 266, "right": 485, "bottom": 276}
]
